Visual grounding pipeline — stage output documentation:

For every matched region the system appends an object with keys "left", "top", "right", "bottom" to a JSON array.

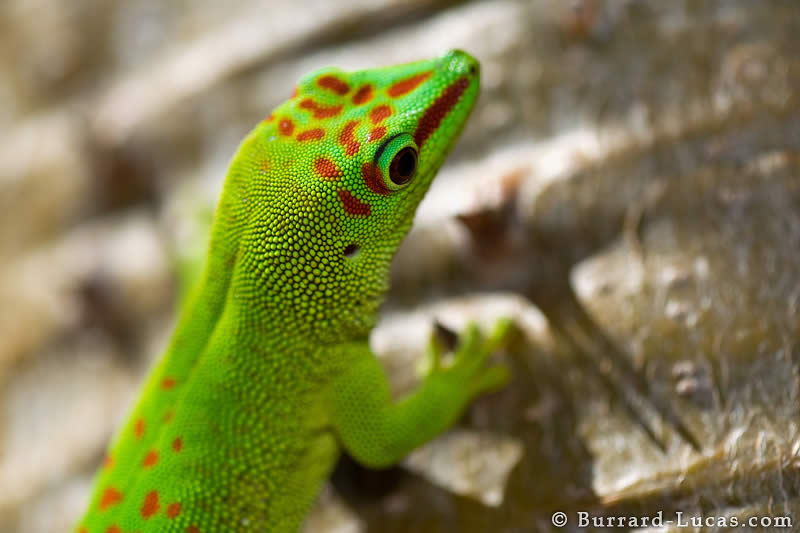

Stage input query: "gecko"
[{"left": 74, "top": 49, "right": 511, "bottom": 533}]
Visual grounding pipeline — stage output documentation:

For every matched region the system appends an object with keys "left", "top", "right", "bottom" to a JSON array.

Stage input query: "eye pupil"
[{"left": 390, "top": 147, "right": 418, "bottom": 185}]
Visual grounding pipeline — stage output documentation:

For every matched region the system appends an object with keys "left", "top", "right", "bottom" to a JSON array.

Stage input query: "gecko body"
[{"left": 76, "top": 50, "right": 508, "bottom": 533}]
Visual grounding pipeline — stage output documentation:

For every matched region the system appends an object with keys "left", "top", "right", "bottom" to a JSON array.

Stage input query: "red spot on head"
[
  {"left": 297, "top": 128, "right": 325, "bottom": 142},
  {"left": 315, "top": 157, "right": 343, "bottom": 180},
  {"left": 79, "top": 528, "right": 88, "bottom": 533},
  {"left": 369, "top": 105, "right": 392, "bottom": 124},
  {"left": 291, "top": 86, "right": 299, "bottom": 98},
  {"left": 338, "top": 120, "right": 361, "bottom": 157},
  {"left": 167, "top": 502, "right": 182, "bottom": 519},
  {"left": 134, "top": 418, "right": 145, "bottom": 439},
  {"left": 142, "top": 449, "right": 159, "bottom": 468},
  {"left": 260, "top": 160, "right": 270, "bottom": 174},
  {"left": 99, "top": 487, "right": 123, "bottom": 511},
  {"left": 414, "top": 77, "right": 470, "bottom": 148},
  {"left": 263, "top": 113, "right": 275, "bottom": 123},
  {"left": 352, "top": 84, "right": 374, "bottom": 105},
  {"left": 103, "top": 454, "right": 114, "bottom": 470},
  {"left": 337, "top": 189, "right": 371, "bottom": 217},
  {"left": 141, "top": 490, "right": 160, "bottom": 519},
  {"left": 317, "top": 75, "right": 350, "bottom": 95},
  {"left": 163, "top": 410, "right": 175, "bottom": 423},
  {"left": 388, "top": 71, "right": 432, "bottom": 98},
  {"left": 106, "top": 525, "right": 122, "bottom": 533},
  {"left": 172, "top": 437, "right": 183, "bottom": 452},
  {"left": 187, "top": 526, "right": 200, "bottom": 533},
  {"left": 278, "top": 118, "right": 295, "bottom": 136},
  {"left": 368, "top": 126, "right": 386, "bottom": 142},
  {"left": 299, "top": 98, "right": 343, "bottom": 119},
  {"left": 362, "top": 163, "right": 391, "bottom": 195},
  {"left": 161, "top": 377, "right": 176, "bottom": 389}
]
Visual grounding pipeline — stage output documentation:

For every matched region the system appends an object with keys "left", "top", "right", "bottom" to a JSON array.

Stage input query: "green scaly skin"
[{"left": 75, "top": 50, "right": 509, "bottom": 533}]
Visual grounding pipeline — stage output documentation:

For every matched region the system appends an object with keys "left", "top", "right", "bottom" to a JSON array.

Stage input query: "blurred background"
[{"left": 1, "top": 1, "right": 800, "bottom": 531}]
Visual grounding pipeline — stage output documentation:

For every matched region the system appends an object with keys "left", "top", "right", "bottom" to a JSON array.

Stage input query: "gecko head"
[
  {"left": 273, "top": 49, "right": 478, "bottom": 249},
  {"left": 244, "top": 51, "right": 479, "bottom": 337}
]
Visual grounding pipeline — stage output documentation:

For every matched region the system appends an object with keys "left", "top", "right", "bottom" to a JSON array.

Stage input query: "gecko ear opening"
[{"left": 343, "top": 244, "right": 360, "bottom": 258}]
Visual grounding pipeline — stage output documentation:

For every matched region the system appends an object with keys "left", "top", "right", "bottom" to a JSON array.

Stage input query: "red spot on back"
[
  {"left": 297, "top": 128, "right": 325, "bottom": 142},
  {"left": 163, "top": 410, "right": 175, "bottom": 423},
  {"left": 263, "top": 113, "right": 274, "bottom": 123},
  {"left": 106, "top": 526, "right": 122, "bottom": 533},
  {"left": 315, "top": 158, "right": 343, "bottom": 180},
  {"left": 134, "top": 418, "right": 145, "bottom": 439},
  {"left": 291, "top": 86, "right": 299, "bottom": 98},
  {"left": 368, "top": 126, "right": 386, "bottom": 142},
  {"left": 167, "top": 502, "right": 182, "bottom": 518},
  {"left": 369, "top": 105, "right": 392, "bottom": 124},
  {"left": 103, "top": 454, "right": 114, "bottom": 470},
  {"left": 78, "top": 528, "right": 88, "bottom": 533},
  {"left": 414, "top": 77, "right": 470, "bottom": 148},
  {"left": 362, "top": 163, "right": 391, "bottom": 195},
  {"left": 278, "top": 118, "right": 295, "bottom": 136},
  {"left": 352, "top": 84, "right": 374, "bottom": 105},
  {"left": 141, "top": 490, "right": 160, "bottom": 519},
  {"left": 99, "top": 487, "right": 123, "bottom": 511},
  {"left": 161, "top": 377, "right": 176, "bottom": 389},
  {"left": 338, "top": 120, "right": 361, "bottom": 157},
  {"left": 387, "top": 71, "right": 432, "bottom": 98},
  {"left": 299, "top": 98, "right": 343, "bottom": 119},
  {"left": 187, "top": 526, "right": 200, "bottom": 533},
  {"left": 317, "top": 75, "right": 350, "bottom": 95},
  {"left": 337, "top": 189, "right": 371, "bottom": 217},
  {"left": 142, "top": 450, "right": 159, "bottom": 468},
  {"left": 172, "top": 437, "right": 183, "bottom": 452}
]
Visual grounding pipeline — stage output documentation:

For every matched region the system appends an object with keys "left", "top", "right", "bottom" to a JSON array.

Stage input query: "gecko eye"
[
  {"left": 375, "top": 133, "right": 418, "bottom": 191},
  {"left": 389, "top": 147, "right": 417, "bottom": 185}
]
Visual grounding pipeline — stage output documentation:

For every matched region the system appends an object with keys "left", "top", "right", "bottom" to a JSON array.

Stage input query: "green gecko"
[{"left": 75, "top": 50, "right": 510, "bottom": 533}]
